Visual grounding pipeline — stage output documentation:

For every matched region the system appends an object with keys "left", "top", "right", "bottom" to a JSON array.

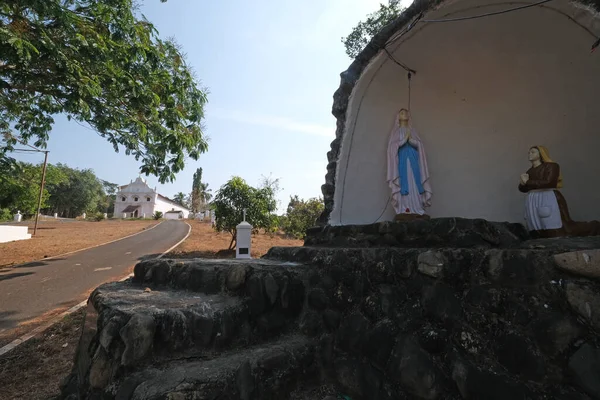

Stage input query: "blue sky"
[{"left": 15, "top": 0, "right": 411, "bottom": 212}]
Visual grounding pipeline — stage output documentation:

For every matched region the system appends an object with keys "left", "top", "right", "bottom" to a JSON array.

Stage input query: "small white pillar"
[
  {"left": 122, "top": 213, "right": 127, "bottom": 219},
  {"left": 103, "top": 213, "right": 108, "bottom": 219},
  {"left": 211, "top": 213, "right": 216, "bottom": 227},
  {"left": 54, "top": 213, "right": 58, "bottom": 219},
  {"left": 236, "top": 209, "right": 252, "bottom": 259},
  {"left": 142, "top": 213, "right": 146, "bottom": 219},
  {"left": 14, "top": 211, "right": 22, "bottom": 222},
  {"left": 82, "top": 212, "right": 86, "bottom": 219}
]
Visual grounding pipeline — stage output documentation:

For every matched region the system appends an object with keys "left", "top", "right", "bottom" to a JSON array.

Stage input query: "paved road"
[{"left": 0, "top": 220, "right": 189, "bottom": 332}]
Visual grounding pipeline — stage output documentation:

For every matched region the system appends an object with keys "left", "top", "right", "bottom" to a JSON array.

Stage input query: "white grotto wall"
[{"left": 330, "top": 0, "right": 600, "bottom": 226}]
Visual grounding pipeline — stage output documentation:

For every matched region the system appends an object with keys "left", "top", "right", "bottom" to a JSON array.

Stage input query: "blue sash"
[{"left": 398, "top": 142, "right": 425, "bottom": 195}]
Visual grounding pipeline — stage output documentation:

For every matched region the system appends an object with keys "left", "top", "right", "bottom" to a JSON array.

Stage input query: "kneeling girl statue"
[{"left": 519, "top": 146, "right": 599, "bottom": 238}]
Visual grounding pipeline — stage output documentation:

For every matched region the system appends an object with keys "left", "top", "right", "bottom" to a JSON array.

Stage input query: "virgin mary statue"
[{"left": 386, "top": 108, "right": 432, "bottom": 219}]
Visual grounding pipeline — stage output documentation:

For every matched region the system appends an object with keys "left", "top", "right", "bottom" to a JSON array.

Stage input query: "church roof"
[
  {"left": 122, "top": 205, "right": 140, "bottom": 213},
  {"left": 318, "top": 0, "right": 600, "bottom": 225}
]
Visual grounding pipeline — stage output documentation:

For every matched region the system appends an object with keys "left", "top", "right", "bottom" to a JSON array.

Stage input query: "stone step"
[
  {"left": 69, "top": 334, "right": 318, "bottom": 400},
  {"left": 304, "top": 217, "right": 529, "bottom": 249},
  {"left": 265, "top": 246, "right": 578, "bottom": 289},
  {"left": 73, "top": 280, "right": 306, "bottom": 388},
  {"left": 133, "top": 258, "right": 308, "bottom": 297}
]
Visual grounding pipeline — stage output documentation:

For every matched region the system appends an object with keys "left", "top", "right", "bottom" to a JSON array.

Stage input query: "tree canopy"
[
  {"left": 341, "top": 1, "right": 404, "bottom": 59},
  {"left": 212, "top": 176, "right": 279, "bottom": 249},
  {"left": 0, "top": 160, "right": 117, "bottom": 219},
  {"left": 0, "top": 0, "right": 209, "bottom": 182},
  {"left": 280, "top": 196, "right": 324, "bottom": 239}
]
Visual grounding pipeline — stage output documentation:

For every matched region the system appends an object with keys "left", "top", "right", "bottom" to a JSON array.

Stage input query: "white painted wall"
[
  {"left": 331, "top": 0, "right": 600, "bottom": 226},
  {"left": 153, "top": 197, "right": 189, "bottom": 216},
  {"left": 0, "top": 226, "right": 31, "bottom": 243}
]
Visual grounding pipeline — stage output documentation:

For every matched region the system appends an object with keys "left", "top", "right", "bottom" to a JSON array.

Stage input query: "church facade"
[{"left": 113, "top": 177, "right": 189, "bottom": 219}]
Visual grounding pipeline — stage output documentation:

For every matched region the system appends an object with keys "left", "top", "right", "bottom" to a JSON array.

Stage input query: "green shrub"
[
  {"left": 0, "top": 208, "right": 12, "bottom": 221},
  {"left": 153, "top": 211, "right": 163, "bottom": 220}
]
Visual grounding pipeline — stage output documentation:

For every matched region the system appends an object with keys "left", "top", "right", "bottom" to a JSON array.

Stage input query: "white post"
[
  {"left": 14, "top": 210, "right": 22, "bottom": 222},
  {"left": 236, "top": 209, "right": 252, "bottom": 259},
  {"left": 123, "top": 213, "right": 127, "bottom": 219},
  {"left": 142, "top": 213, "right": 146, "bottom": 219},
  {"left": 103, "top": 213, "right": 108, "bottom": 219},
  {"left": 54, "top": 213, "right": 58, "bottom": 219},
  {"left": 211, "top": 212, "right": 216, "bottom": 227},
  {"left": 82, "top": 212, "right": 86, "bottom": 219}
]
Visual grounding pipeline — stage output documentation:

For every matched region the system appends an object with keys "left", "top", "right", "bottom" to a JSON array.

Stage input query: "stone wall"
[{"left": 265, "top": 245, "right": 600, "bottom": 399}]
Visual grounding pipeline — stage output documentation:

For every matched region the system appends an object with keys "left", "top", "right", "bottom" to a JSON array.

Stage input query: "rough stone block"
[
  {"left": 555, "top": 250, "right": 600, "bottom": 280},
  {"left": 568, "top": 343, "right": 600, "bottom": 399},
  {"left": 566, "top": 282, "right": 600, "bottom": 331}
]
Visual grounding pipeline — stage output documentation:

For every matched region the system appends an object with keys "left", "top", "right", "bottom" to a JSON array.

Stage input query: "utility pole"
[{"left": 33, "top": 151, "right": 49, "bottom": 236}]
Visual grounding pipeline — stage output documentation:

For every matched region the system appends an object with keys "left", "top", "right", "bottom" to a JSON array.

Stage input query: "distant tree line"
[{"left": 0, "top": 161, "right": 117, "bottom": 220}]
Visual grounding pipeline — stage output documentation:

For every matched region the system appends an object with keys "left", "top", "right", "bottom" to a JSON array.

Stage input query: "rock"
[
  {"left": 532, "top": 313, "right": 583, "bottom": 356},
  {"left": 99, "top": 318, "right": 122, "bottom": 350},
  {"left": 308, "top": 288, "right": 330, "bottom": 310},
  {"left": 300, "top": 310, "right": 322, "bottom": 337},
  {"left": 451, "top": 358, "right": 531, "bottom": 400},
  {"left": 263, "top": 273, "right": 279, "bottom": 305},
  {"left": 365, "top": 319, "right": 397, "bottom": 369},
  {"left": 568, "top": 343, "right": 600, "bottom": 399},
  {"left": 555, "top": 250, "right": 600, "bottom": 279},
  {"left": 258, "top": 350, "right": 289, "bottom": 371},
  {"left": 119, "top": 314, "right": 156, "bottom": 366},
  {"left": 387, "top": 336, "right": 441, "bottom": 399},
  {"left": 236, "top": 360, "right": 255, "bottom": 400},
  {"left": 421, "top": 283, "right": 462, "bottom": 325},
  {"left": 227, "top": 265, "right": 249, "bottom": 291},
  {"left": 322, "top": 309, "right": 341, "bottom": 331},
  {"left": 418, "top": 251, "right": 446, "bottom": 278},
  {"left": 247, "top": 275, "right": 266, "bottom": 316},
  {"left": 565, "top": 282, "right": 600, "bottom": 330},
  {"left": 89, "top": 347, "right": 112, "bottom": 389},
  {"left": 494, "top": 333, "right": 545, "bottom": 381},
  {"left": 337, "top": 312, "right": 370, "bottom": 354},
  {"left": 334, "top": 357, "right": 363, "bottom": 398}
]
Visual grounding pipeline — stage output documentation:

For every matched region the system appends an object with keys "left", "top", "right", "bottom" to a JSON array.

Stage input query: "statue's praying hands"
[{"left": 520, "top": 173, "right": 529, "bottom": 185}]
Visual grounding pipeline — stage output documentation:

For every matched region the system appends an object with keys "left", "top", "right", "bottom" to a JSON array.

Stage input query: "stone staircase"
[{"left": 60, "top": 218, "right": 600, "bottom": 399}]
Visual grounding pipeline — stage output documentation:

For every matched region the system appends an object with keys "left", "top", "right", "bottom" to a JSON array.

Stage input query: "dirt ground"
[
  {"left": 0, "top": 219, "right": 158, "bottom": 269},
  {"left": 0, "top": 309, "right": 85, "bottom": 400},
  {"left": 0, "top": 220, "right": 303, "bottom": 399},
  {"left": 170, "top": 220, "right": 304, "bottom": 259}
]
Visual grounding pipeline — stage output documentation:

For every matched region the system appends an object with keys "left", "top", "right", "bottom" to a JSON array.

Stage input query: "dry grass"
[
  {"left": 170, "top": 220, "right": 304, "bottom": 259},
  {"left": 0, "top": 309, "right": 85, "bottom": 400},
  {"left": 0, "top": 219, "right": 158, "bottom": 269},
  {"left": 0, "top": 220, "right": 304, "bottom": 399}
]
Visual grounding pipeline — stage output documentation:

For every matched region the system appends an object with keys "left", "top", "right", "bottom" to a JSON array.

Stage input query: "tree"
[
  {"left": 341, "top": 1, "right": 405, "bottom": 59},
  {"left": 173, "top": 191, "right": 188, "bottom": 208},
  {"left": 0, "top": 161, "right": 67, "bottom": 215},
  {"left": 190, "top": 167, "right": 211, "bottom": 213},
  {"left": 0, "top": 0, "right": 209, "bottom": 183},
  {"left": 212, "top": 176, "right": 278, "bottom": 249},
  {"left": 45, "top": 164, "right": 104, "bottom": 217},
  {"left": 281, "top": 196, "right": 324, "bottom": 239}
]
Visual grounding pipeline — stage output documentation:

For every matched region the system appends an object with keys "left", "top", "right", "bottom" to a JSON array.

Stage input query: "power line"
[{"left": 420, "top": 0, "right": 554, "bottom": 23}]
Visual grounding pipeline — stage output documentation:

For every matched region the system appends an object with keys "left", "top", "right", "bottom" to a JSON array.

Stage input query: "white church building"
[{"left": 113, "top": 177, "right": 189, "bottom": 219}]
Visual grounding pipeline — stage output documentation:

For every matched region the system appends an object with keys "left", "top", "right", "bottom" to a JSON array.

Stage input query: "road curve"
[{"left": 0, "top": 220, "right": 189, "bottom": 331}]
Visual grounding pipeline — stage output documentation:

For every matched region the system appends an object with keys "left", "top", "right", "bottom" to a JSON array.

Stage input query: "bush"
[
  {"left": 0, "top": 208, "right": 12, "bottom": 221},
  {"left": 281, "top": 196, "right": 324, "bottom": 239},
  {"left": 85, "top": 212, "right": 105, "bottom": 222},
  {"left": 153, "top": 211, "right": 163, "bottom": 220}
]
